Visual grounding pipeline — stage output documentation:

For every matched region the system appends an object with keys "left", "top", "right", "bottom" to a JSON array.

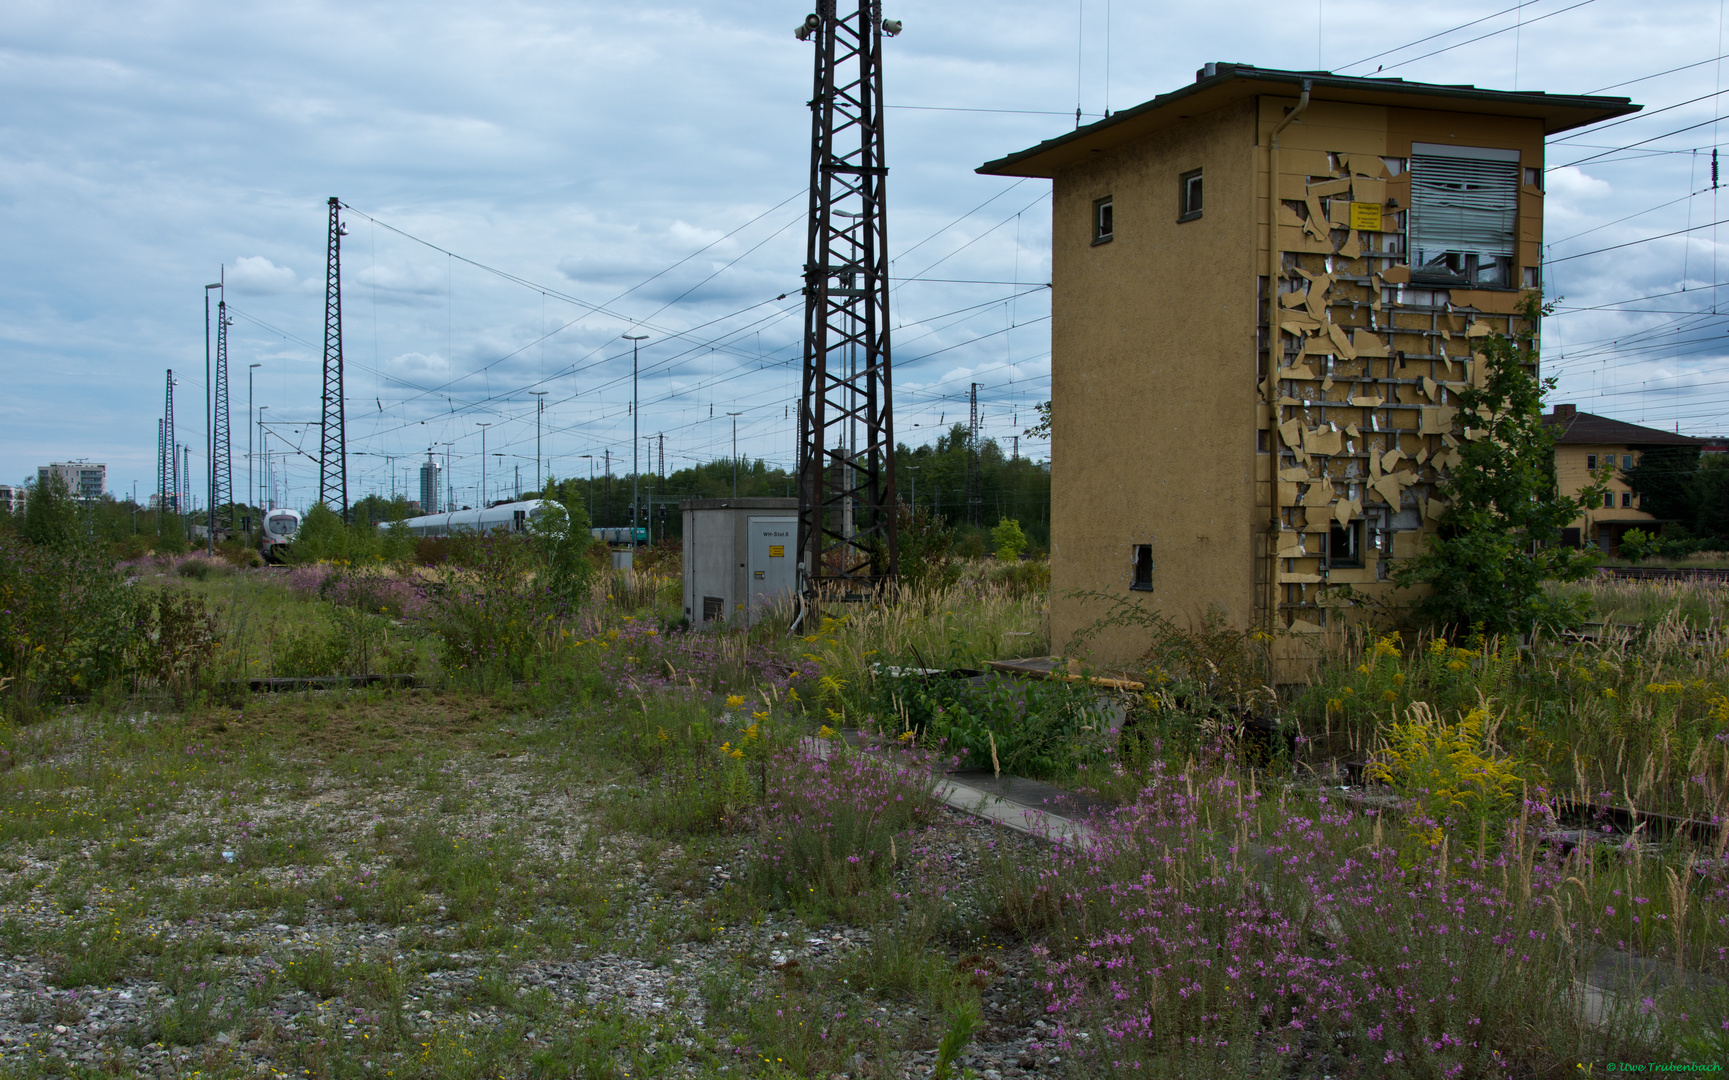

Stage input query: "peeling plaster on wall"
[{"left": 1263, "top": 147, "right": 1529, "bottom": 632}]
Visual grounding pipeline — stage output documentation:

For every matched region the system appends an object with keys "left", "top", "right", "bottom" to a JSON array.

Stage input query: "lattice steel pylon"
[
  {"left": 213, "top": 296, "right": 234, "bottom": 533},
  {"left": 160, "top": 371, "right": 177, "bottom": 514},
  {"left": 966, "top": 381, "right": 981, "bottom": 526},
  {"left": 318, "top": 197, "right": 348, "bottom": 517},
  {"left": 794, "top": 2, "right": 902, "bottom": 627}
]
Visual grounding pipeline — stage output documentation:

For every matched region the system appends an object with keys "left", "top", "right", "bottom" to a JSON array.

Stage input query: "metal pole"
[
  {"left": 204, "top": 282, "right": 220, "bottom": 553},
  {"left": 624, "top": 334, "right": 647, "bottom": 544},
  {"left": 728, "top": 412, "right": 742, "bottom": 496},
  {"left": 257, "top": 408, "right": 268, "bottom": 510},
  {"left": 531, "top": 391, "right": 547, "bottom": 492},
  {"left": 477, "top": 423, "right": 491, "bottom": 507},
  {"left": 248, "top": 364, "right": 260, "bottom": 535}
]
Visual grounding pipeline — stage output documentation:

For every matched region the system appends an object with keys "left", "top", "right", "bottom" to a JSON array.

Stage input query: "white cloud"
[
  {"left": 386, "top": 352, "right": 452, "bottom": 379},
  {"left": 1545, "top": 166, "right": 1613, "bottom": 202},
  {"left": 228, "top": 255, "right": 300, "bottom": 295}
]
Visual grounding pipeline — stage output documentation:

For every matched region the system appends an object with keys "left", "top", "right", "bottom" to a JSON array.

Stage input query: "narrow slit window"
[
  {"left": 1409, "top": 143, "right": 1520, "bottom": 288},
  {"left": 1327, "top": 521, "right": 1363, "bottom": 569},
  {"left": 1131, "top": 545, "right": 1153, "bottom": 591},
  {"left": 1178, "top": 168, "right": 1203, "bottom": 221},
  {"left": 1093, "top": 196, "right": 1114, "bottom": 244}
]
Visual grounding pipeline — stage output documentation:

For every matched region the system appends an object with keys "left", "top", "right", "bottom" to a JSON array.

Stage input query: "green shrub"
[
  {"left": 875, "top": 669, "right": 1111, "bottom": 780},
  {"left": 990, "top": 518, "right": 1027, "bottom": 561},
  {"left": 0, "top": 534, "right": 148, "bottom": 718}
]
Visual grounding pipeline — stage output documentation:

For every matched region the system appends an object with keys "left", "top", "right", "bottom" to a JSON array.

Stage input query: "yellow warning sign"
[
  {"left": 769, "top": 545, "right": 785, "bottom": 557},
  {"left": 1349, "top": 202, "right": 1383, "bottom": 231}
]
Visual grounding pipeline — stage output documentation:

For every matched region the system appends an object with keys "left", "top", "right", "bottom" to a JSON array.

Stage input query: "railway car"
[
  {"left": 259, "top": 508, "right": 303, "bottom": 564},
  {"left": 590, "top": 526, "right": 647, "bottom": 545},
  {"left": 399, "top": 499, "right": 554, "bottom": 538}
]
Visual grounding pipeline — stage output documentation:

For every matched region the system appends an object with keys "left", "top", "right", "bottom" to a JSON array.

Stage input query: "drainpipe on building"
[{"left": 1264, "top": 79, "right": 1311, "bottom": 631}]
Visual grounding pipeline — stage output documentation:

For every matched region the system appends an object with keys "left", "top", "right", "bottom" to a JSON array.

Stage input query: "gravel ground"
[{"left": 0, "top": 707, "right": 1061, "bottom": 1079}]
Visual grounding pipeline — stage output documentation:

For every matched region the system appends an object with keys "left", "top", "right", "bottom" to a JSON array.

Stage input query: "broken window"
[
  {"left": 1327, "top": 521, "right": 1363, "bottom": 569},
  {"left": 1131, "top": 545, "right": 1153, "bottom": 591},
  {"left": 1409, "top": 143, "right": 1520, "bottom": 288},
  {"left": 1178, "top": 168, "right": 1202, "bottom": 221},
  {"left": 1093, "top": 196, "right": 1114, "bottom": 244}
]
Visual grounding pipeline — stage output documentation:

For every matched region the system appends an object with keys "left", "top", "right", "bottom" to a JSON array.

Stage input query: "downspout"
[{"left": 1264, "top": 79, "right": 1311, "bottom": 631}]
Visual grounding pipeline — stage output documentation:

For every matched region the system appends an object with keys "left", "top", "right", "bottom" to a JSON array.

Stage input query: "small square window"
[
  {"left": 1623, "top": 454, "right": 1634, "bottom": 470},
  {"left": 1522, "top": 266, "right": 1540, "bottom": 289},
  {"left": 1178, "top": 168, "right": 1203, "bottom": 221},
  {"left": 1131, "top": 545, "right": 1153, "bottom": 591},
  {"left": 1603, "top": 492, "right": 1615, "bottom": 509},
  {"left": 1586, "top": 454, "right": 1597, "bottom": 470},
  {"left": 1327, "top": 521, "right": 1363, "bottom": 569},
  {"left": 1093, "top": 196, "right": 1113, "bottom": 244}
]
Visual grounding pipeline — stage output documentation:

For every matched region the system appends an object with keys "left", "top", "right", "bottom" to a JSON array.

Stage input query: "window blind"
[{"left": 1409, "top": 154, "right": 1519, "bottom": 261}]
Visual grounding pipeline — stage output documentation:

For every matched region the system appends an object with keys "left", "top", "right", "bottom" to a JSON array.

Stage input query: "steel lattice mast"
[
  {"left": 966, "top": 381, "right": 981, "bottom": 526},
  {"left": 318, "top": 197, "right": 348, "bottom": 517},
  {"left": 213, "top": 293, "right": 234, "bottom": 534},
  {"left": 161, "top": 371, "right": 177, "bottom": 514},
  {"left": 794, "top": 2, "right": 901, "bottom": 625}
]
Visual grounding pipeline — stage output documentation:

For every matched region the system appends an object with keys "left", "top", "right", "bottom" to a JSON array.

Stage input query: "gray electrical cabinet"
[{"left": 681, "top": 498, "right": 798, "bottom": 627}]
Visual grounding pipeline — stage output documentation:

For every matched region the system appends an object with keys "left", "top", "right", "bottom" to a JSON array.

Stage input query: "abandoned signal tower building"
[{"left": 978, "top": 63, "right": 1637, "bottom": 660}]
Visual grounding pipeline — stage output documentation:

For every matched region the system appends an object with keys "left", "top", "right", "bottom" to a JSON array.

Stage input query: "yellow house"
[
  {"left": 1544, "top": 403, "right": 1700, "bottom": 556},
  {"left": 977, "top": 63, "right": 1635, "bottom": 661}
]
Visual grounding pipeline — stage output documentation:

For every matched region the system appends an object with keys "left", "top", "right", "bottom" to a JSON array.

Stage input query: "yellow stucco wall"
[
  {"left": 1046, "top": 90, "right": 1551, "bottom": 665},
  {"left": 1047, "top": 97, "right": 1260, "bottom": 662},
  {"left": 1555, "top": 443, "right": 1651, "bottom": 539}
]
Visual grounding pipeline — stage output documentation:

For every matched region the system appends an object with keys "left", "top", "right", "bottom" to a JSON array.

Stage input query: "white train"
[
  {"left": 398, "top": 499, "right": 554, "bottom": 538},
  {"left": 259, "top": 508, "right": 303, "bottom": 563}
]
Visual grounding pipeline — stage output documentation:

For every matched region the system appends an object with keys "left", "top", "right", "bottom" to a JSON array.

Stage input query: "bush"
[
  {"left": 289, "top": 504, "right": 414, "bottom": 566},
  {"left": 896, "top": 504, "right": 960, "bottom": 592},
  {"left": 874, "top": 668, "right": 1111, "bottom": 780},
  {"left": 990, "top": 518, "right": 1027, "bottom": 561},
  {"left": 0, "top": 535, "right": 147, "bottom": 717}
]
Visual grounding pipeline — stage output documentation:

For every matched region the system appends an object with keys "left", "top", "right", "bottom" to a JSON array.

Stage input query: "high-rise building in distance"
[
  {"left": 419, "top": 457, "right": 442, "bottom": 515},
  {"left": 38, "top": 462, "right": 107, "bottom": 501}
]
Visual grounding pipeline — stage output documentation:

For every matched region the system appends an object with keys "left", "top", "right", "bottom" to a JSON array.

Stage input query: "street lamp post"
[
  {"left": 623, "top": 333, "right": 648, "bottom": 545},
  {"left": 477, "top": 423, "right": 491, "bottom": 508}
]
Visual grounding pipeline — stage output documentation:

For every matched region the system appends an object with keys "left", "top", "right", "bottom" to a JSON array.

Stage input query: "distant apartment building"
[
  {"left": 0, "top": 485, "right": 22, "bottom": 514},
  {"left": 38, "top": 462, "right": 107, "bottom": 501},
  {"left": 1543, "top": 404, "right": 1700, "bottom": 555}
]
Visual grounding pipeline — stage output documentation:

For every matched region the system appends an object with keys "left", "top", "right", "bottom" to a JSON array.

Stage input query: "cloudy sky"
[{"left": 0, "top": 0, "right": 1723, "bottom": 509}]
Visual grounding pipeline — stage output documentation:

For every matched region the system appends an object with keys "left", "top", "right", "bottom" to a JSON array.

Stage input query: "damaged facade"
[{"left": 978, "top": 63, "right": 1637, "bottom": 660}]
